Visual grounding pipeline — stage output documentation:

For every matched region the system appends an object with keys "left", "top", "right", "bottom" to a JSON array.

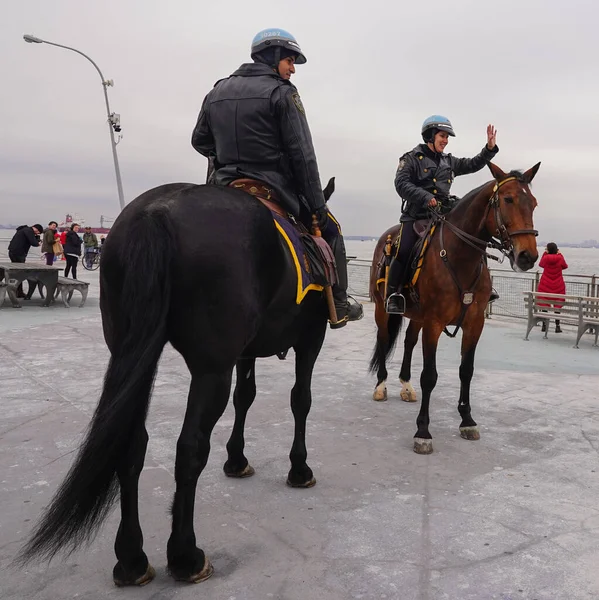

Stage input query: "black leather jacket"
[
  {"left": 395, "top": 143, "right": 499, "bottom": 221},
  {"left": 192, "top": 63, "right": 326, "bottom": 216}
]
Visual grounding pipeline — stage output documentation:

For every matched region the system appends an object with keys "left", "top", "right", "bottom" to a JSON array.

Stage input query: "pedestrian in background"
[
  {"left": 41, "top": 221, "right": 58, "bottom": 265},
  {"left": 64, "top": 223, "right": 82, "bottom": 280},
  {"left": 538, "top": 242, "right": 568, "bottom": 333}
]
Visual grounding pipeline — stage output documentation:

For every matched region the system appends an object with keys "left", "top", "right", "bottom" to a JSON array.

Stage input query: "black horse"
[{"left": 17, "top": 180, "right": 337, "bottom": 585}]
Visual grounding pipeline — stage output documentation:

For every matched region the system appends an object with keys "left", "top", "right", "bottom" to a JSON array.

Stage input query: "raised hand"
[{"left": 487, "top": 124, "right": 497, "bottom": 150}]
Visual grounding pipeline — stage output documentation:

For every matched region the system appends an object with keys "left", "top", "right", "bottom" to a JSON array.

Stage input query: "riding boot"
[
  {"left": 385, "top": 258, "right": 406, "bottom": 315},
  {"left": 555, "top": 320, "right": 562, "bottom": 333},
  {"left": 328, "top": 235, "right": 363, "bottom": 329}
]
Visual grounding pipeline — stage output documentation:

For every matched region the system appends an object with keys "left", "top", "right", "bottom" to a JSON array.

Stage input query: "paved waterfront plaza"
[{"left": 2, "top": 273, "right": 599, "bottom": 599}]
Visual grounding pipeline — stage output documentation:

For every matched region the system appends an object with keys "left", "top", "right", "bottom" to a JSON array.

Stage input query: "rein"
[{"left": 434, "top": 176, "right": 538, "bottom": 337}]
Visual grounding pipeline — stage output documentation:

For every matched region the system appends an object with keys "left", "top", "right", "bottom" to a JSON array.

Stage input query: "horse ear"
[
  {"left": 487, "top": 162, "right": 506, "bottom": 181},
  {"left": 522, "top": 162, "right": 541, "bottom": 184},
  {"left": 323, "top": 177, "right": 335, "bottom": 202}
]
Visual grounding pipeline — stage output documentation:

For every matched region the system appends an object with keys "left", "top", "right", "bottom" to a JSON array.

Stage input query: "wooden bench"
[
  {"left": 0, "top": 282, "right": 7, "bottom": 306},
  {"left": 54, "top": 277, "right": 89, "bottom": 308},
  {"left": 523, "top": 291, "right": 599, "bottom": 348}
]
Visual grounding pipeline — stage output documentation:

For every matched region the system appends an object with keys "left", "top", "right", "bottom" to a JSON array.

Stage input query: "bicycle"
[{"left": 82, "top": 248, "right": 101, "bottom": 271}]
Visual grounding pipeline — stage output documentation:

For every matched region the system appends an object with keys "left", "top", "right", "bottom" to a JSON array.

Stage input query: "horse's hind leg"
[
  {"left": 372, "top": 297, "right": 389, "bottom": 401},
  {"left": 458, "top": 317, "right": 484, "bottom": 441},
  {"left": 224, "top": 358, "right": 257, "bottom": 478},
  {"left": 414, "top": 322, "right": 443, "bottom": 454},
  {"left": 287, "top": 320, "right": 327, "bottom": 488},
  {"left": 399, "top": 321, "right": 421, "bottom": 402},
  {"left": 113, "top": 424, "right": 155, "bottom": 587},
  {"left": 167, "top": 368, "right": 233, "bottom": 583}
]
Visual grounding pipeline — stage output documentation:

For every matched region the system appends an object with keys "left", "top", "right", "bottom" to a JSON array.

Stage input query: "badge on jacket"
[
  {"left": 397, "top": 158, "right": 406, "bottom": 171},
  {"left": 292, "top": 93, "right": 305, "bottom": 115}
]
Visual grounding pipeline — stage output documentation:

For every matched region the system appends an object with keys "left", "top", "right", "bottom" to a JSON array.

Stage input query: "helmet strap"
[{"left": 273, "top": 46, "right": 281, "bottom": 71}]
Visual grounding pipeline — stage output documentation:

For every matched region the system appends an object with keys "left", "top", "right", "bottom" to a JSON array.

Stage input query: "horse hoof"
[
  {"left": 460, "top": 426, "right": 480, "bottom": 441},
  {"left": 400, "top": 381, "right": 417, "bottom": 402},
  {"left": 286, "top": 476, "right": 317, "bottom": 488},
  {"left": 224, "top": 463, "right": 255, "bottom": 478},
  {"left": 413, "top": 438, "right": 433, "bottom": 454},
  {"left": 187, "top": 558, "right": 214, "bottom": 584},
  {"left": 400, "top": 389, "right": 417, "bottom": 402},
  {"left": 171, "top": 557, "right": 214, "bottom": 584},
  {"left": 373, "top": 383, "right": 388, "bottom": 402},
  {"left": 114, "top": 564, "right": 156, "bottom": 587}
]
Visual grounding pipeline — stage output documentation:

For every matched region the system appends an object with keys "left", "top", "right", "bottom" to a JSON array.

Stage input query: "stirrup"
[{"left": 385, "top": 292, "right": 406, "bottom": 315}]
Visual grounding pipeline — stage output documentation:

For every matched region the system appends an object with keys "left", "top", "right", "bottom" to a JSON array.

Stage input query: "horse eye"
[{"left": 504, "top": 196, "right": 514, "bottom": 204}]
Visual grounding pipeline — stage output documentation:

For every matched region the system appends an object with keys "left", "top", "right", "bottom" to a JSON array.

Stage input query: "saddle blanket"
[
  {"left": 376, "top": 222, "right": 437, "bottom": 291},
  {"left": 272, "top": 212, "right": 324, "bottom": 304}
]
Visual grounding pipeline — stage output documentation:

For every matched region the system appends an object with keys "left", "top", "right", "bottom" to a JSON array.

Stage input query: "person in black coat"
[
  {"left": 63, "top": 223, "right": 83, "bottom": 279},
  {"left": 8, "top": 224, "right": 44, "bottom": 262}
]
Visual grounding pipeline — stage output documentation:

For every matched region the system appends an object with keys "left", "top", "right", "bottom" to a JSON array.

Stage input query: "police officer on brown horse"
[
  {"left": 385, "top": 115, "right": 500, "bottom": 314},
  {"left": 192, "top": 28, "right": 362, "bottom": 328}
]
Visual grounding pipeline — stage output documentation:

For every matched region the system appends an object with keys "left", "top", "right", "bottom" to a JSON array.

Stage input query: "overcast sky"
[{"left": 1, "top": 0, "right": 597, "bottom": 240}]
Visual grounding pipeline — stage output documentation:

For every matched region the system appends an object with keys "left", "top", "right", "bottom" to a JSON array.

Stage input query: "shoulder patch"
[
  {"left": 292, "top": 93, "right": 305, "bottom": 115},
  {"left": 397, "top": 158, "right": 406, "bottom": 171}
]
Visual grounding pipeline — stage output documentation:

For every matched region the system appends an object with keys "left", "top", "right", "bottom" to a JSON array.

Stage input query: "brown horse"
[{"left": 369, "top": 162, "right": 540, "bottom": 454}]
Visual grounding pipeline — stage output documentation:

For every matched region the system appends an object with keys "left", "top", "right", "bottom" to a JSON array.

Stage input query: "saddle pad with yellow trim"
[
  {"left": 375, "top": 224, "right": 436, "bottom": 291},
  {"left": 272, "top": 212, "right": 324, "bottom": 305},
  {"left": 410, "top": 224, "right": 436, "bottom": 287}
]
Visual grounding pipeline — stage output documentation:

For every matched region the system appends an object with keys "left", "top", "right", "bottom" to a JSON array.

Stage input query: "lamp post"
[{"left": 23, "top": 34, "right": 125, "bottom": 212}]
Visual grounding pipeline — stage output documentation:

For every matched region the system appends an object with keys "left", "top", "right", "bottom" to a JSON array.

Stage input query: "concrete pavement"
[{"left": 2, "top": 273, "right": 599, "bottom": 599}]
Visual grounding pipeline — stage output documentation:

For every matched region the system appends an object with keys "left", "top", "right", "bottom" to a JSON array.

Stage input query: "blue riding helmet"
[
  {"left": 421, "top": 115, "right": 456, "bottom": 140},
  {"left": 251, "top": 28, "right": 307, "bottom": 64}
]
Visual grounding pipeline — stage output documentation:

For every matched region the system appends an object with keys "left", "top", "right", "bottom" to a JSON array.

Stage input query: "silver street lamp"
[{"left": 23, "top": 34, "right": 126, "bottom": 212}]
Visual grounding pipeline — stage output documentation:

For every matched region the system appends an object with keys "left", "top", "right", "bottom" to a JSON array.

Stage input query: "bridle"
[{"left": 436, "top": 175, "right": 538, "bottom": 263}]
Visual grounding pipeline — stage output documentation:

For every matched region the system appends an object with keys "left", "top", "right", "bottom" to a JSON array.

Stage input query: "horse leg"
[
  {"left": 113, "top": 425, "right": 155, "bottom": 587},
  {"left": 167, "top": 368, "right": 233, "bottom": 583},
  {"left": 372, "top": 297, "right": 390, "bottom": 401},
  {"left": 414, "top": 323, "right": 443, "bottom": 454},
  {"left": 287, "top": 321, "right": 326, "bottom": 488},
  {"left": 223, "top": 358, "right": 257, "bottom": 478},
  {"left": 458, "top": 318, "right": 483, "bottom": 441},
  {"left": 399, "top": 320, "right": 422, "bottom": 403}
]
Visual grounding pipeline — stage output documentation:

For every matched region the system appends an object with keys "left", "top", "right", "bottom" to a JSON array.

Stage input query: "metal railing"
[{"left": 346, "top": 258, "right": 598, "bottom": 321}]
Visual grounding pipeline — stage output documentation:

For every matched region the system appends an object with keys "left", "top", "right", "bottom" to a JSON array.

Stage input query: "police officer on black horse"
[
  {"left": 192, "top": 28, "right": 363, "bottom": 328},
  {"left": 385, "top": 115, "right": 501, "bottom": 314}
]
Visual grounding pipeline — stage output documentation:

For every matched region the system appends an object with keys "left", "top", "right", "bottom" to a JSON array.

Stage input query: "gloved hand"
[{"left": 314, "top": 205, "right": 329, "bottom": 231}]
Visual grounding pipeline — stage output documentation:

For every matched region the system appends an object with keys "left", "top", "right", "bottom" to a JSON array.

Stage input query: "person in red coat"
[
  {"left": 537, "top": 242, "right": 568, "bottom": 333},
  {"left": 59, "top": 229, "right": 68, "bottom": 260}
]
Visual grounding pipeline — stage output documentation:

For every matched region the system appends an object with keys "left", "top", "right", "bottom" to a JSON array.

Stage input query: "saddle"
[
  {"left": 376, "top": 219, "right": 437, "bottom": 293},
  {"left": 229, "top": 179, "right": 338, "bottom": 297}
]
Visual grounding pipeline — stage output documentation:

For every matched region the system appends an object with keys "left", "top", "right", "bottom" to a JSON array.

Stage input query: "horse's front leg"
[
  {"left": 399, "top": 320, "right": 422, "bottom": 402},
  {"left": 224, "top": 358, "right": 257, "bottom": 478},
  {"left": 458, "top": 315, "right": 484, "bottom": 441},
  {"left": 287, "top": 319, "right": 327, "bottom": 488},
  {"left": 414, "top": 323, "right": 443, "bottom": 454}
]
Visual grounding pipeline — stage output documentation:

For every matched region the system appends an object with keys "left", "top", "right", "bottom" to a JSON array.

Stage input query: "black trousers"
[
  {"left": 387, "top": 222, "right": 419, "bottom": 296},
  {"left": 65, "top": 255, "right": 79, "bottom": 279}
]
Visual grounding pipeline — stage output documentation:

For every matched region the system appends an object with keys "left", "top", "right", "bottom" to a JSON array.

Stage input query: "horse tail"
[
  {"left": 16, "top": 205, "right": 175, "bottom": 564},
  {"left": 368, "top": 314, "right": 403, "bottom": 374}
]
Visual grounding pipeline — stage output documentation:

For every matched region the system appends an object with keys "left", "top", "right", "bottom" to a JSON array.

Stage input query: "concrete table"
[{"left": 0, "top": 262, "right": 63, "bottom": 308}]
